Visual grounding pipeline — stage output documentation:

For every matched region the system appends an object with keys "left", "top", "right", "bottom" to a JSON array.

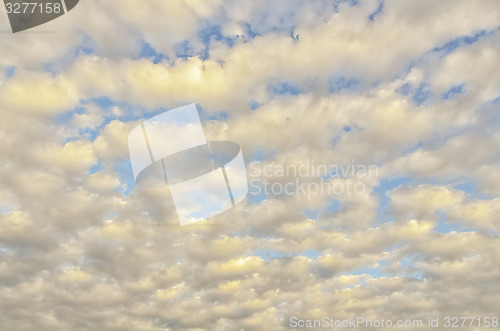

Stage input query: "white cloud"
[{"left": 0, "top": 0, "right": 499, "bottom": 329}]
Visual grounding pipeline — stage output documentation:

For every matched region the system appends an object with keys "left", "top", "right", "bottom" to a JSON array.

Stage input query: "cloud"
[{"left": 0, "top": 0, "right": 500, "bottom": 330}]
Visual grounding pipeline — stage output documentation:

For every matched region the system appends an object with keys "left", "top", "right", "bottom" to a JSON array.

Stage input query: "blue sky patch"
[
  {"left": 443, "top": 84, "right": 466, "bottom": 99},
  {"left": 290, "top": 26, "right": 300, "bottom": 40},
  {"left": 432, "top": 29, "right": 489, "bottom": 55},
  {"left": 254, "top": 249, "right": 319, "bottom": 261},
  {"left": 399, "top": 82, "right": 432, "bottom": 105},
  {"left": 115, "top": 159, "right": 136, "bottom": 195},
  {"left": 88, "top": 160, "right": 103, "bottom": 175},
  {"left": 248, "top": 100, "right": 261, "bottom": 111},
  {"left": 139, "top": 41, "right": 168, "bottom": 64},
  {"left": 196, "top": 104, "right": 229, "bottom": 122},
  {"left": 75, "top": 46, "right": 93, "bottom": 56},
  {"left": 329, "top": 75, "right": 359, "bottom": 93},
  {"left": 243, "top": 23, "right": 259, "bottom": 39},
  {"left": 369, "top": 1, "right": 384, "bottom": 21},
  {"left": 269, "top": 81, "right": 301, "bottom": 96},
  {"left": 332, "top": 0, "right": 360, "bottom": 13},
  {"left": 412, "top": 82, "right": 431, "bottom": 105},
  {"left": 349, "top": 262, "right": 388, "bottom": 279},
  {"left": 198, "top": 24, "right": 236, "bottom": 59},
  {"left": 373, "top": 177, "right": 412, "bottom": 225},
  {"left": 174, "top": 40, "right": 194, "bottom": 60},
  {"left": 5, "top": 66, "right": 15, "bottom": 78},
  {"left": 304, "top": 209, "right": 319, "bottom": 220},
  {"left": 251, "top": 149, "right": 277, "bottom": 162}
]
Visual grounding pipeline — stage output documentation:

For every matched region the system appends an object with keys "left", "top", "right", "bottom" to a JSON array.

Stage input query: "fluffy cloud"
[{"left": 0, "top": 0, "right": 499, "bottom": 330}]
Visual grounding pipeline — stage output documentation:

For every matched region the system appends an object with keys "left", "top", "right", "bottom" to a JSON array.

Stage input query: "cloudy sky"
[{"left": 0, "top": 0, "right": 500, "bottom": 330}]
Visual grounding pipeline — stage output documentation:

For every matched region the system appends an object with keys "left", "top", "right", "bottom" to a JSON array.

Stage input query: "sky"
[{"left": 0, "top": 0, "right": 500, "bottom": 330}]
